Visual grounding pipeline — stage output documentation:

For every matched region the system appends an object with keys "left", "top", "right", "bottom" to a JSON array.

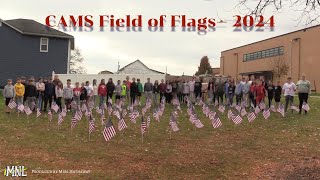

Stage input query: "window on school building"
[
  {"left": 243, "top": 46, "right": 284, "bottom": 62},
  {"left": 40, "top": 38, "right": 49, "bottom": 52}
]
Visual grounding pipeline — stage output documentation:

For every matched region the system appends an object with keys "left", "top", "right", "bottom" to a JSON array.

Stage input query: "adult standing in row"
[
  {"left": 125, "top": 76, "right": 131, "bottom": 102},
  {"left": 153, "top": 80, "right": 159, "bottom": 105},
  {"left": 106, "top": 78, "right": 115, "bottom": 103},
  {"left": 207, "top": 78, "right": 215, "bottom": 104},
  {"left": 296, "top": 73, "right": 311, "bottom": 114},
  {"left": 283, "top": 77, "right": 296, "bottom": 113},
  {"left": 130, "top": 78, "right": 138, "bottom": 105},
  {"left": 144, "top": 78, "right": 153, "bottom": 101},
  {"left": 159, "top": 79, "right": 166, "bottom": 102},
  {"left": 189, "top": 77, "right": 196, "bottom": 103}
]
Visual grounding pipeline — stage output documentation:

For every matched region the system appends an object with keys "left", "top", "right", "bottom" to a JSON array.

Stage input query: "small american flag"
[
  {"left": 71, "top": 116, "right": 78, "bottom": 129},
  {"left": 153, "top": 109, "right": 160, "bottom": 122},
  {"left": 232, "top": 114, "right": 243, "bottom": 125},
  {"left": 58, "top": 113, "right": 64, "bottom": 125},
  {"left": 302, "top": 102, "right": 310, "bottom": 112},
  {"left": 8, "top": 100, "right": 17, "bottom": 109},
  {"left": 96, "top": 107, "right": 103, "bottom": 115},
  {"left": 227, "top": 109, "right": 234, "bottom": 120},
  {"left": 75, "top": 111, "right": 83, "bottom": 121},
  {"left": 262, "top": 108, "right": 271, "bottom": 120},
  {"left": 277, "top": 104, "right": 285, "bottom": 117},
  {"left": 25, "top": 107, "right": 32, "bottom": 115},
  {"left": 48, "top": 110, "right": 53, "bottom": 121},
  {"left": 102, "top": 119, "right": 116, "bottom": 142},
  {"left": 194, "top": 119, "right": 204, "bottom": 128},
  {"left": 141, "top": 116, "right": 147, "bottom": 135},
  {"left": 89, "top": 115, "right": 95, "bottom": 134},
  {"left": 108, "top": 98, "right": 113, "bottom": 106},
  {"left": 51, "top": 103, "right": 59, "bottom": 113},
  {"left": 259, "top": 102, "right": 266, "bottom": 110},
  {"left": 270, "top": 105, "right": 276, "bottom": 112},
  {"left": 36, "top": 108, "right": 41, "bottom": 118},
  {"left": 212, "top": 114, "right": 222, "bottom": 128},
  {"left": 218, "top": 105, "right": 225, "bottom": 113},
  {"left": 241, "top": 108, "right": 247, "bottom": 117},
  {"left": 113, "top": 110, "right": 121, "bottom": 119},
  {"left": 235, "top": 105, "right": 241, "bottom": 112},
  {"left": 122, "top": 109, "right": 127, "bottom": 117},
  {"left": 18, "top": 104, "right": 24, "bottom": 112},
  {"left": 30, "top": 101, "right": 36, "bottom": 111},
  {"left": 247, "top": 111, "right": 256, "bottom": 123},
  {"left": 255, "top": 106, "right": 261, "bottom": 114},
  {"left": 291, "top": 105, "right": 299, "bottom": 112},
  {"left": 118, "top": 118, "right": 127, "bottom": 131},
  {"left": 146, "top": 116, "right": 151, "bottom": 128},
  {"left": 107, "top": 106, "right": 113, "bottom": 115},
  {"left": 169, "top": 113, "right": 179, "bottom": 132},
  {"left": 81, "top": 103, "right": 87, "bottom": 112}
]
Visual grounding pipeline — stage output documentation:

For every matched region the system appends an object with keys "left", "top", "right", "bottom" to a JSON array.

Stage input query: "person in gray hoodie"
[
  {"left": 3, "top": 79, "right": 15, "bottom": 113},
  {"left": 63, "top": 81, "right": 73, "bottom": 111}
]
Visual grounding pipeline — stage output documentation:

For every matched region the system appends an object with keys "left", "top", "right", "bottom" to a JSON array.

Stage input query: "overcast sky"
[{"left": 0, "top": 0, "right": 311, "bottom": 75}]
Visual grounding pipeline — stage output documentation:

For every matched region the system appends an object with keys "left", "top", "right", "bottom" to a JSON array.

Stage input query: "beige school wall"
[
  {"left": 220, "top": 25, "right": 320, "bottom": 92},
  {"left": 53, "top": 72, "right": 166, "bottom": 86}
]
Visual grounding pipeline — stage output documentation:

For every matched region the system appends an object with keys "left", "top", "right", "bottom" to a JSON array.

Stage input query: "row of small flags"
[{"left": 5, "top": 97, "right": 312, "bottom": 143}]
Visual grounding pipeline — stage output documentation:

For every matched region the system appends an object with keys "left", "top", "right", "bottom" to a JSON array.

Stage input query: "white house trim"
[{"left": 67, "top": 39, "right": 71, "bottom": 74}]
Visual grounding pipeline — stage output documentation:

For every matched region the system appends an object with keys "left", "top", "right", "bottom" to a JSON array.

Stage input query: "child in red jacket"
[
  {"left": 98, "top": 79, "right": 107, "bottom": 107},
  {"left": 255, "top": 80, "right": 266, "bottom": 106}
]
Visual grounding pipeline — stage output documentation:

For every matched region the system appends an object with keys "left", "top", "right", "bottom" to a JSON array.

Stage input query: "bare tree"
[
  {"left": 271, "top": 56, "right": 289, "bottom": 80},
  {"left": 236, "top": 0, "right": 320, "bottom": 26},
  {"left": 69, "top": 47, "right": 87, "bottom": 74}
]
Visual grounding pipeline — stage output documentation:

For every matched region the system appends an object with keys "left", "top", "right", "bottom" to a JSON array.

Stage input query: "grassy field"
[{"left": 0, "top": 95, "right": 320, "bottom": 179}]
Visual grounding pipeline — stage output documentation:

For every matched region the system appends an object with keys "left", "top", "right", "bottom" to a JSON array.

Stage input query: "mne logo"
[{"left": 3, "top": 166, "right": 27, "bottom": 177}]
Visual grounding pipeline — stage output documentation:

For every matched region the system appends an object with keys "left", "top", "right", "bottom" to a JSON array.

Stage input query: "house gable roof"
[
  {"left": 1, "top": 18, "right": 74, "bottom": 49},
  {"left": 118, "top": 60, "right": 165, "bottom": 74}
]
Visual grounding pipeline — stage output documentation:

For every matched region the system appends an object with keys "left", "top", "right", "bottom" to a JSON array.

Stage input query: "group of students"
[
  {"left": 209, "top": 73, "right": 311, "bottom": 114},
  {"left": 2, "top": 73, "right": 311, "bottom": 115}
]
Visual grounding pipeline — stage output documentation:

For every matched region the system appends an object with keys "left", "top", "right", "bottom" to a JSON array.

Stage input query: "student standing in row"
[
  {"left": 63, "top": 81, "right": 73, "bottom": 111},
  {"left": 3, "top": 79, "right": 15, "bottom": 113},
  {"left": 153, "top": 80, "right": 159, "bottom": 105},
  {"left": 165, "top": 81, "right": 173, "bottom": 103},
  {"left": 255, "top": 80, "right": 266, "bottom": 106},
  {"left": 80, "top": 83, "right": 87, "bottom": 108},
  {"left": 137, "top": 79, "right": 143, "bottom": 105},
  {"left": 189, "top": 78, "right": 195, "bottom": 103},
  {"left": 98, "top": 79, "right": 107, "bottom": 107},
  {"left": 296, "top": 73, "right": 311, "bottom": 114},
  {"left": 283, "top": 77, "right": 296, "bottom": 113},
  {"left": 267, "top": 80, "right": 275, "bottom": 108},
  {"left": 144, "top": 78, "right": 153, "bottom": 101},
  {"left": 182, "top": 81, "right": 190, "bottom": 104},
  {"left": 274, "top": 81, "right": 282, "bottom": 109},
  {"left": 14, "top": 78, "right": 25, "bottom": 106},
  {"left": 121, "top": 80, "right": 127, "bottom": 102},
  {"left": 177, "top": 81, "right": 183, "bottom": 102},
  {"left": 125, "top": 76, "right": 131, "bottom": 102},
  {"left": 115, "top": 80, "right": 122, "bottom": 106},
  {"left": 159, "top": 79, "right": 166, "bottom": 102},
  {"left": 55, "top": 81, "right": 63, "bottom": 111},
  {"left": 249, "top": 80, "right": 257, "bottom": 108},
  {"left": 36, "top": 78, "right": 45, "bottom": 111},
  {"left": 130, "top": 78, "right": 138, "bottom": 105},
  {"left": 43, "top": 79, "right": 55, "bottom": 112},
  {"left": 242, "top": 78, "right": 250, "bottom": 106},
  {"left": 207, "top": 79, "right": 215, "bottom": 105},
  {"left": 194, "top": 78, "right": 202, "bottom": 100},
  {"left": 73, "top": 82, "right": 82, "bottom": 109},
  {"left": 92, "top": 79, "right": 98, "bottom": 106},
  {"left": 215, "top": 79, "right": 224, "bottom": 105},
  {"left": 106, "top": 78, "right": 115, "bottom": 103},
  {"left": 227, "top": 80, "right": 235, "bottom": 106},
  {"left": 235, "top": 79, "right": 243, "bottom": 105}
]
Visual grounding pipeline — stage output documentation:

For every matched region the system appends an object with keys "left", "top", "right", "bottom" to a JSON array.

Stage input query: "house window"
[{"left": 40, "top": 38, "right": 49, "bottom": 52}]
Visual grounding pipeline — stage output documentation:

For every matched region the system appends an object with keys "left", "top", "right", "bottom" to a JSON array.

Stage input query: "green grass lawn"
[{"left": 0, "top": 95, "right": 319, "bottom": 179}]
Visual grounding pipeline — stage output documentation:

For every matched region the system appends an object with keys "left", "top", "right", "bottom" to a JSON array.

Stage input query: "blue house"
[{"left": 0, "top": 18, "right": 74, "bottom": 87}]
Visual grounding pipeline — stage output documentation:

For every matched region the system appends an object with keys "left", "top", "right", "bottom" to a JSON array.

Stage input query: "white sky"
[{"left": 0, "top": 0, "right": 312, "bottom": 75}]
